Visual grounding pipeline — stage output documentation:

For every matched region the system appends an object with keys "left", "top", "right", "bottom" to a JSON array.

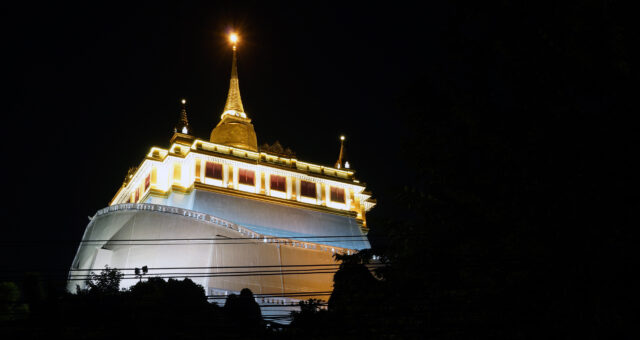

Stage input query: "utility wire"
[
  {"left": 68, "top": 268, "right": 345, "bottom": 277},
  {"left": 66, "top": 271, "right": 341, "bottom": 281},
  {"left": 0, "top": 263, "right": 383, "bottom": 275},
  {"left": 0, "top": 235, "right": 369, "bottom": 245}
]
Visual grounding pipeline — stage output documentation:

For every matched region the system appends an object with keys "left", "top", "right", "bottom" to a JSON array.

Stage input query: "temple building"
[{"left": 67, "top": 34, "right": 375, "bottom": 319}]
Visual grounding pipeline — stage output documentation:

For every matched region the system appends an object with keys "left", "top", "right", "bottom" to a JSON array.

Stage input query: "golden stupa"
[{"left": 210, "top": 39, "right": 258, "bottom": 151}]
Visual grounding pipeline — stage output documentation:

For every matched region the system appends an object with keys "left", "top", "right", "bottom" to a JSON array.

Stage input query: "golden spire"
[
  {"left": 210, "top": 31, "right": 258, "bottom": 151},
  {"left": 335, "top": 135, "right": 346, "bottom": 169},
  {"left": 222, "top": 33, "right": 247, "bottom": 119}
]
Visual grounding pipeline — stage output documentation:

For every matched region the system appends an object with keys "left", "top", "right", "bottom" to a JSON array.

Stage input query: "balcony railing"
[{"left": 95, "top": 203, "right": 356, "bottom": 254}]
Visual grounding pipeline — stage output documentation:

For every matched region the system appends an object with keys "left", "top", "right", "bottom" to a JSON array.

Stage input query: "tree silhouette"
[
  {"left": 84, "top": 265, "right": 123, "bottom": 295},
  {"left": 0, "top": 282, "right": 29, "bottom": 321},
  {"left": 223, "top": 288, "right": 263, "bottom": 335}
]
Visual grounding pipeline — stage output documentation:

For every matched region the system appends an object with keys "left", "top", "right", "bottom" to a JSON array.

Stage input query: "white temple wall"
[
  {"left": 91, "top": 248, "right": 113, "bottom": 272},
  {"left": 143, "top": 191, "right": 195, "bottom": 211},
  {"left": 138, "top": 189, "right": 370, "bottom": 249},
  {"left": 68, "top": 207, "right": 338, "bottom": 302},
  {"left": 192, "top": 190, "right": 370, "bottom": 249}
]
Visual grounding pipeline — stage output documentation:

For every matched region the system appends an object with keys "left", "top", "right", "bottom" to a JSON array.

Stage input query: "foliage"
[
  {"left": 0, "top": 274, "right": 268, "bottom": 338},
  {"left": 84, "top": 265, "right": 123, "bottom": 295},
  {"left": 298, "top": 298, "right": 323, "bottom": 314},
  {"left": 0, "top": 282, "right": 29, "bottom": 321},
  {"left": 223, "top": 288, "right": 264, "bottom": 336},
  {"left": 288, "top": 299, "right": 331, "bottom": 337}
]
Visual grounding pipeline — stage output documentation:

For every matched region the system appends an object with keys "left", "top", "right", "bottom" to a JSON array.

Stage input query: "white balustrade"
[{"left": 93, "top": 203, "right": 354, "bottom": 254}]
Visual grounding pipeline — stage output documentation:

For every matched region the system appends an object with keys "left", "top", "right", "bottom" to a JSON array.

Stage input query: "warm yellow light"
[
  {"left": 340, "top": 135, "right": 345, "bottom": 141},
  {"left": 229, "top": 33, "right": 239, "bottom": 44},
  {"left": 181, "top": 99, "right": 186, "bottom": 104}
]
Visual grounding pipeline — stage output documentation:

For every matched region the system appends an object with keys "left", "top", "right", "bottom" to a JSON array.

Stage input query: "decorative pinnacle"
[
  {"left": 222, "top": 32, "right": 247, "bottom": 119},
  {"left": 335, "top": 135, "right": 346, "bottom": 169},
  {"left": 176, "top": 98, "right": 190, "bottom": 134}
]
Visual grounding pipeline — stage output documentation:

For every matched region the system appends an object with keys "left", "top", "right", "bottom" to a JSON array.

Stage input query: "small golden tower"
[{"left": 170, "top": 99, "right": 195, "bottom": 145}]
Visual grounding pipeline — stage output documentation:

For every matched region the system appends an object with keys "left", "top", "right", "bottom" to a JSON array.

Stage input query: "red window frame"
[
  {"left": 135, "top": 189, "right": 139, "bottom": 202},
  {"left": 300, "top": 180, "right": 316, "bottom": 198},
  {"left": 145, "top": 174, "right": 150, "bottom": 191},
  {"left": 270, "top": 175, "right": 286, "bottom": 192},
  {"left": 330, "top": 186, "right": 345, "bottom": 203},
  {"left": 238, "top": 169, "right": 255, "bottom": 186},
  {"left": 205, "top": 162, "right": 223, "bottom": 179}
]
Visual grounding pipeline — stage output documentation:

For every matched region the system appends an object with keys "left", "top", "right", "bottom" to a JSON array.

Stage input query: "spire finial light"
[
  {"left": 229, "top": 32, "right": 239, "bottom": 50},
  {"left": 221, "top": 30, "right": 247, "bottom": 119}
]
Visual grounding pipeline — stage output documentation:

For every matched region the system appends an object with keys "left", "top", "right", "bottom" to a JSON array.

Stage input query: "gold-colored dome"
[{"left": 210, "top": 115, "right": 258, "bottom": 151}]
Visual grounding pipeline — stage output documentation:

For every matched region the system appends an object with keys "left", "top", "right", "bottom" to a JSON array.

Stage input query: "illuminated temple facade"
[{"left": 67, "top": 42, "right": 375, "bottom": 316}]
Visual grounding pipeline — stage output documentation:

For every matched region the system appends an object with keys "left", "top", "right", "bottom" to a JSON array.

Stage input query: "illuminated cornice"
[
  {"left": 146, "top": 139, "right": 359, "bottom": 184},
  {"left": 112, "top": 138, "right": 376, "bottom": 216},
  {"left": 192, "top": 139, "right": 357, "bottom": 181}
]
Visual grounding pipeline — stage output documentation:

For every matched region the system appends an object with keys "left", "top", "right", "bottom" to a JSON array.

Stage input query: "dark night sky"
[
  {"left": 1, "top": 3, "right": 636, "bottom": 335},
  {"left": 0, "top": 2, "right": 448, "bottom": 275},
  {"left": 1, "top": 1, "right": 634, "bottom": 289}
]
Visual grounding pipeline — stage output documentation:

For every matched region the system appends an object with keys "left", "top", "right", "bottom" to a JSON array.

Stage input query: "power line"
[
  {"left": 0, "top": 263, "right": 383, "bottom": 274},
  {"left": 69, "top": 263, "right": 381, "bottom": 270},
  {"left": 0, "top": 268, "right": 386, "bottom": 283},
  {"left": 65, "top": 271, "right": 342, "bottom": 281},
  {"left": 69, "top": 240, "right": 361, "bottom": 246},
  {"left": 68, "top": 268, "right": 343, "bottom": 277},
  {"left": 0, "top": 235, "right": 370, "bottom": 245},
  {"left": 76, "top": 235, "right": 369, "bottom": 241},
  {"left": 208, "top": 290, "right": 333, "bottom": 297},
  {"left": 4, "top": 270, "right": 340, "bottom": 281}
]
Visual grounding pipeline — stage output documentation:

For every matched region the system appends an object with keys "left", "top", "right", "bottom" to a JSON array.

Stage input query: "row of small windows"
[
  {"left": 127, "top": 163, "right": 348, "bottom": 205},
  {"left": 203, "top": 161, "right": 346, "bottom": 203}
]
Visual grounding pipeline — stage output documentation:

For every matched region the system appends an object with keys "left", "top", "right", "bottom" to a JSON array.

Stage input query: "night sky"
[
  {"left": 0, "top": 1, "right": 634, "bottom": 294},
  {"left": 1, "top": 3, "right": 636, "bottom": 336},
  {"left": 0, "top": 2, "right": 447, "bottom": 275}
]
